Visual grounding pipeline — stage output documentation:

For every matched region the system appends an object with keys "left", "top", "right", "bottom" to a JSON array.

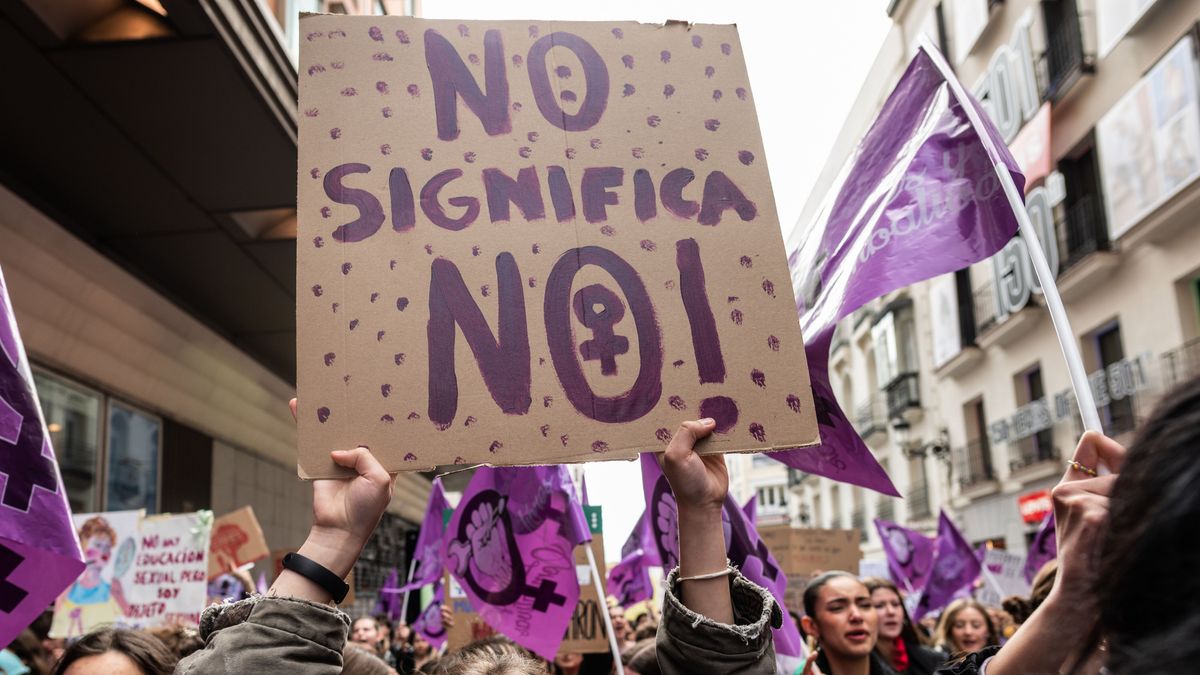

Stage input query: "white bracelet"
[{"left": 678, "top": 568, "right": 732, "bottom": 582}]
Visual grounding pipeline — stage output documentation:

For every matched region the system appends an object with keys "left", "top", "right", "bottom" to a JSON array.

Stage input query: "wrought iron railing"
[
  {"left": 907, "top": 483, "right": 932, "bottom": 520},
  {"left": 876, "top": 497, "right": 895, "bottom": 524},
  {"left": 854, "top": 395, "right": 888, "bottom": 439},
  {"left": 886, "top": 372, "right": 920, "bottom": 419},
  {"left": 851, "top": 508, "right": 868, "bottom": 543},
  {"left": 1061, "top": 195, "right": 1110, "bottom": 272},
  {"left": 1010, "top": 432, "right": 1059, "bottom": 472},
  {"left": 1161, "top": 337, "right": 1200, "bottom": 389},
  {"left": 957, "top": 439, "right": 995, "bottom": 489},
  {"left": 1041, "top": 0, "right": 1088, "bottom": 102}
]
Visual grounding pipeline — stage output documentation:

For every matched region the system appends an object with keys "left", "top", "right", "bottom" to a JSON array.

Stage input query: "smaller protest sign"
[
  {"left": 976, "top": 548, "right": 1030, "bottom": 608},
  {"left": 123, "top": 512, "right": 212, "bottom": 629},
  {"left": 560, "top": 506, "right": 608, "bottom": 655},
  {"left": 207, "top": 506, "right": 270, "bottom": 579},
  {"left": 756, "top": 526, "right": 861, "bottom": 614},
  {"left": 50, "top": 510, "right": 144, "bottom": 639},
  {"left": 445, "top": 571, "right": 497, "bottom": 652},
  {"left": 858, "top": 559, "right": 889, "bottom": 580}
]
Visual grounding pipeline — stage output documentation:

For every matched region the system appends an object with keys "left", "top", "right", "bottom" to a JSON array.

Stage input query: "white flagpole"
[
  {"left": 400, "top": 557, "right": 418, "bottom": 622},
  {"left": 586, "top": 543, "right": 623, "bottom": 667},
  {"left": 918, "top": 37, "right": 1105, "bottom": 446}
]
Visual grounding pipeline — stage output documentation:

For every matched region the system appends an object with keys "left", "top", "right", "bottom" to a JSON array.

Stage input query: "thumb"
[{"left": 665, "top": 419, "right": 717, "bottom": 463}]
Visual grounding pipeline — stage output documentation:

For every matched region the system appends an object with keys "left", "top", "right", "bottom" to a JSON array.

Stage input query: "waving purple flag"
[
  {"left": 607, "top": 549, "right": 653, "bottom": 608},
  {"left": 913, "top": 511, "right": 982, "bottom": 620},
  {"left": 580, "top": 474, "right": 590, "bottom": 506},
  {"left": 640, "top": 454, "right": 805, "bottom": 672},
  {"left": 742, "top": 495, "right": 757, "bottom": 526},
  {"left": 1023, "top": 511, "right": 1056, "bottom": 583},
  {"left": 770, "top": 45, "right": 1024, "bottom": 495},
  {"left": 412, "top": 580, "right": 447, "bottom": 649},
  {"left": 874, "top": 518, "right": 935, "bottom": 592},
  {"left": 443, "top": 465, "right": 589, "bottom": 660},
  {"left": 0, "top": 267, "right": 86, "bottom": 647},
  {"left": 620, "top": 512, "right": 661, "bottom": 567},
  {"left": 400, "top": 478, "right": 450, "bottom": 593},
  {"left": 375, "top": 568, "right": 401, "bottom": 621}
]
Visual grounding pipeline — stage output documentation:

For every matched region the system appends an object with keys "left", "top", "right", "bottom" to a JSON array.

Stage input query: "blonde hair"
[
  {"left": 934, "top": 598, "right": 998, "bottom": 654},
  {"left": 78, "top": 516, "right": 117, "bottom": 547}
]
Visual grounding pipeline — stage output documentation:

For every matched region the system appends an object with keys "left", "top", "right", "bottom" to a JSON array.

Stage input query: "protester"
[
  {"left": 863, "top": 577, "right": 945, "bottom": 675},
  {"left": 624, "top": 639, "right": 660, "bottom": 675},
  {"left": 799, "top": 572, "right": 895, "bottom": 675},
  {"left": 3, "top": 629, "right": 50, "bottom": 675},
  {"left": 652, "top": 418, "right": 782, "bottom": 674},
  {"left": 421, "top": 636, "right": 546, "bottom": 675},
  {"left": 52, "top": 628, "right": 175, "bottom": 675},
  {"left": 1000, "top": 561, "right": 1056, "bottom": 626},
  {"left": 342, "top": 643, "right": 397, "bottom": 675},
  {"left": 351, "top": 617, "right": 389, "bottom": 660},
  {"left": 606, "top": 602, "right": 634, "bottom": 652},
  {"left": 932, "top": 600, "right": 996, "bottom": 657},
  {"left": 144, "top": 626, "right": 203, "bottom": 661}
]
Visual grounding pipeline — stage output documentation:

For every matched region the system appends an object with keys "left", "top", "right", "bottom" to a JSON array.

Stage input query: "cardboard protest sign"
[
  {"left": 757, "top": 526, "right": 861, "bottom": 614},
  {"left": 976, "top": 548, "right": 1030, "bottom": 607},
  {"left": 50, "top": 510, "right": 143, "bottom": 639},
  {"left": 296, "top": 16, "right": 818, "bottom": 476},
  {"left": 207, "top": 506, "right": 269, "bottom": 579},
  {"left": 560, "top": 506, "right": 607, "bottom": 655},
  {"left": 122, "top": 512, "right": 211, "bottom": 629}
]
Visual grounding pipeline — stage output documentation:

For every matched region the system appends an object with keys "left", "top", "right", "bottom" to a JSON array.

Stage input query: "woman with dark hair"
[
  {"left": 53, "top": 627, "right": 175, "bottom": 675},
  {"left": 800, "top": 572, "right": 896, "bottom": 675},
  {"left": 999, "top": 560, "right": 1055, "bottom": 627},
  {"left": 932, "top": 599, "right": 996, "bottom": 657},
  {"left": 863, "top": 577, "right": 945, "bottom": 674}
]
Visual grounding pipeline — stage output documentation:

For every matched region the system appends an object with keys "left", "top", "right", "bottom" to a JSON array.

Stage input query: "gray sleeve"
[
  {"left": 654, "top": 565, "right": 781, "bottom": 675},
  {"left": 176, "top": 596, "right": 350, "bottom": 675}
]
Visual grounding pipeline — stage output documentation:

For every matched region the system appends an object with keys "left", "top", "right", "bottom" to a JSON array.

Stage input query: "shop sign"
[{"left": 1017, "top": 489, "right": 1051, "bottom": 524}]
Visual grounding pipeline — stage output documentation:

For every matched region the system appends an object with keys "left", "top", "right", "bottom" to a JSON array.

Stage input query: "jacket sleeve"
[
  {"left": 655, "top": 564, "right": 781, "bottom": 675},
  {"left": 175, "top": 596, "right": 350, "bottom": 675},
  {"left": 934, "top": 645, "right": 1001, "bottom": 675}
]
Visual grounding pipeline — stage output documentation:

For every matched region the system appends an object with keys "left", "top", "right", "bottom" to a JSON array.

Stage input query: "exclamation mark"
[{"left": 676, "top": 238, "right": 738, "bottom": 432}]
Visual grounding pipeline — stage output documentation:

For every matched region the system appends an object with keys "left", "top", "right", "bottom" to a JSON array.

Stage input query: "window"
[
  {"left": 960, "top": 398, "right": 995, "bottom": 488},
  {"left": 1013, "top": 365, "right": 1056, "bottom": 469},
  {"left": 908, "top": 454, "right": 931, "bottom": 519},
  {"left": 1058, "top": 142, "right": 1109, "bottom": 271},
  {"left": 34, "top": 372, "right": 101, "bottom": 514},
  {"left": 105, "top": 402, "right": 161, "bottom": 512},
  {"left": 1093, "top": 324, "right": 1136, "bottom": 435},
  {"left": 33, "top": 369, "right": 163, "bottom": 514},
  {"left": 1041, "top": 0, "right": 1089, "bottom": 101}
]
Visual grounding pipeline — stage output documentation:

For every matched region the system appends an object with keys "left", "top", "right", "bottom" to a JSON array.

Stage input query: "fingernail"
[{"left": 700, "top": 418, "right": 715, "bottom": 427}]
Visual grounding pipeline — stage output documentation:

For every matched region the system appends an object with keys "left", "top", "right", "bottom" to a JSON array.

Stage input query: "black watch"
[{"left": 282, "top": 552, "right": 350, "bottom": 603}]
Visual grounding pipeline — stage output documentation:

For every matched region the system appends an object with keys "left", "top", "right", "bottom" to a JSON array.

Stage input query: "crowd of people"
[{"left": 3, "top": 371, "right": 1198, "bottom": 674}]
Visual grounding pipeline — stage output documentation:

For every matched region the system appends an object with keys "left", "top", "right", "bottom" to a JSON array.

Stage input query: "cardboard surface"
[
  {"left": 560, "top": 508, "right": 608, "bottom": 654},
  {"left": 208, "top": 507, "right": 270, "bottom": 579},
  {"left": 296, "top": 15, "right": 818, "bottom": 476},
  {"left": 757, "top": 526, "right": 862, "bottom": 614}
]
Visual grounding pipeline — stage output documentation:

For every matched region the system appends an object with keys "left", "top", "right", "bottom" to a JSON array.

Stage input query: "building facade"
[
  {"left": 790, "top": 0, "right": 1200, "bottom": 559},
  {"left": 0, "top": 0, "right": 425, "bottom": 617}
]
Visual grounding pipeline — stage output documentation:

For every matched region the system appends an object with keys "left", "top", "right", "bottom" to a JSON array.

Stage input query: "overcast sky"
[{"left": 423, "top": 0, "right": 893, "bottom": 561}]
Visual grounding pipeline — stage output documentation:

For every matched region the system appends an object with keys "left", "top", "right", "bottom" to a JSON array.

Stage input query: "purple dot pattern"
[
  {"left": 297, "top": 21, "right": 812, "bottom": 471},
  {"left": 317, "top": 407, "right": 330, "bottom": 423}
]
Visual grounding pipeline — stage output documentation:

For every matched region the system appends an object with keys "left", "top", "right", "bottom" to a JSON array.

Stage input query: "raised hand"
[
  {"left": 467, "top": 501, "right": 513, "bottom": 587},
  {"left": 660, "top": 419, "right": 724, "bottom": 514}
]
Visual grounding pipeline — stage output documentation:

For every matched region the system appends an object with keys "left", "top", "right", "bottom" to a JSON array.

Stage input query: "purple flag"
[
  {"left": 443, "top": 465, "right": 589, "bottom": 660},
  {"left": 640, "top": 454, "right": 805, "bottom": 670},
  {"left": 607, "top": 549, "right": 653, "bottom": 608},
  {"left": 255, "top": 572, "right": 268, "bottom": 596},
  {"left": 1023, "top": 511, "right": 1056, "bottom": 584},
  {"left": 580, "top": 473, "right": 589, "bottom": 506},
  {"left": 620, "top": 512, "right": 661, "bottom": 567},
  {"left": 913, "top": 511, "right": 982, "bottom": 620},
  {"left": 375, "top": 568, "right": 401, "bottom": 621},
  {"left": 399, "top": 477, "right": 450, "bottom": 592},
  {"left": 0, "top": 266, "right": 86, "bottom": 647},
  {"left": 412, "top": 580, "right": 447, "bottom": 649},
  {"left": 874, "top": 519, "right": 935, "bottom": 592},
  {"left": 742, "top": 495, "right": 757, "bottom": 526},
  {"left": 769, "top": 45, "right": 1024, "bottom": 495}
]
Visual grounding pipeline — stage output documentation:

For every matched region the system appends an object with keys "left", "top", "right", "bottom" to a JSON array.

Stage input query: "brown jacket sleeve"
[
  {"left": 655, "top": 565, "right": 781, "bottom": 675},
  {"left": 175, "top": 596, "right": 350, "bottom": 675}
]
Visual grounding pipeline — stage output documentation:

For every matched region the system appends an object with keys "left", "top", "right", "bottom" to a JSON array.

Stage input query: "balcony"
[
  {"left": 1039, "top": 0, "right": 1092, "bottom": 103},
  {"left": 876, "top": 497, "right": 895, "bottom": 524},
  {"left": 851, "top": 508, "right": 867, "bottom": 543},
  {"left": 854, "top": 395, "right": 889, "bottom": 447},
  {"left": 956, "top": 439, "right": 996, "bottom": 490},
  {"left": 1009, "top": 432, "right": 1059, "bottom": 473},
  {"left": 907, "top": 483, "right": 932, "bottom": 520},
  {"left": 885, "top": 372, "right": 920, "bottom": 422},
  {"left": 1060, "top": 196, "right": 1111, "bottom": 271},
  {"left": 974, "top": 283, "right": 998, "bottom": 335},
  {"left": 1162, "top": 337, "right": 1200, "bottom": 388}
]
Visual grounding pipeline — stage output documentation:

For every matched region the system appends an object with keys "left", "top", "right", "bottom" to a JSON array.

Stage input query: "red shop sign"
[{"left": 1018, "top": 489, "right": 1052, "bottom": 524}]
